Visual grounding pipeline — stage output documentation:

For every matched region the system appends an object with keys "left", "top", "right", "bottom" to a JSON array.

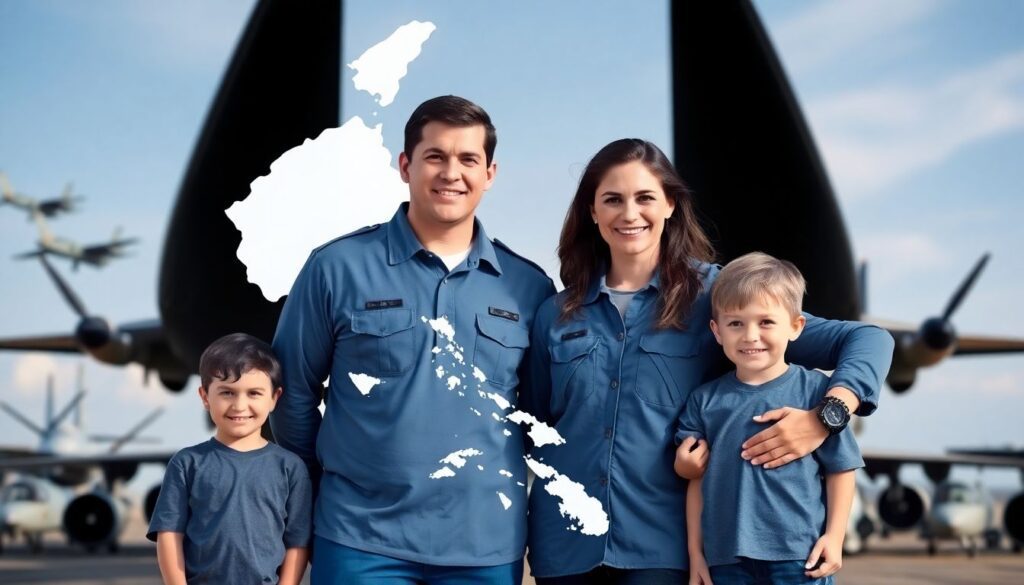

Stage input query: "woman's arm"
[
  {"left": 278, "top": 547, "right": 310, "bottom": 585},
  {"left": 156, "top": 532, "right": 187, "bottom": 585}
]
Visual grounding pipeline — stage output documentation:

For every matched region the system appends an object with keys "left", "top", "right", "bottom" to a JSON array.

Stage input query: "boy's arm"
[
  {"left": 686, "top": 478, "right": 712, "bottom": 585},
  {"left": 741, "top": 317, "right": 894, "bottom": 468},
  {"left": 156, "top": 532, "right": 187, "bottom": 585},
  {"left": 674, "top": 391, "right": 709, "bottom": 480},
  {"left": 278, "top": 547, "right": 310, "bottom": 585},
  {"left": 805, "top": 470, "right": 855, "bottom": 579}
]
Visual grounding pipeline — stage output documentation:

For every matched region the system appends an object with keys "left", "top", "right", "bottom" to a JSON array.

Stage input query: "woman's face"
[{"left": 591, "top": 161, "right": 675, "bottom": 262}]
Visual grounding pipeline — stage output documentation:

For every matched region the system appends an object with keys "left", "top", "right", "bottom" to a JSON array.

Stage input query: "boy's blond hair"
[{"left": 711, "top": 252, "right": 806, "bottom": 319}]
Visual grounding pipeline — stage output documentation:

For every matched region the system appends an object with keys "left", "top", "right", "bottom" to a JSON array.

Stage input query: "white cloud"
[
  {"left": 857, "top": 232, "right": 947, "bottom": 285},
  {"left": 11, "top": 353, "right": 67, "bottom": 396},
  {"left": 808, "top": 51, "right": 1024, "bottom": 197},
  {"left": 771, "top": 0, "right": 936, "bottom": 74}
]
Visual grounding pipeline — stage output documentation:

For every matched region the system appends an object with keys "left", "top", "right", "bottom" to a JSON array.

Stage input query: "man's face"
[
  {"left": 711, "top": 298, "right": 805, "bottom": 384},
  {"left": 199, "top": 369, "right": 280, "bottom": 445},
  {"left": 399, "top": 122, "right": 496, "bottom": 231}
]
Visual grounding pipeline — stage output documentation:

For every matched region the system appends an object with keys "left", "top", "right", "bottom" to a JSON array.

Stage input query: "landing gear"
[
  {"left": 25, "top": 533, "right": 43, "bottom": 554},
  {"left": 927, "top": 539, "right": 937, "bottom": 556},
  {"left": 961, "top": 536, "right": 978, "bottom": 558},
  {"left": 984, "top": 529, "right": 1002, "bottom": 550}
]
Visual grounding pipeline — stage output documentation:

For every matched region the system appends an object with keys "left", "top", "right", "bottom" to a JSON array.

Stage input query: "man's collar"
[{"left": 386, "top": 202, "right": 502, "bottom": 274}]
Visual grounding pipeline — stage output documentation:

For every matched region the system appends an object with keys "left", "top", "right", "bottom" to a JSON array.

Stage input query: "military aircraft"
[
  {"left": 0, "top": 1, "right": 1021, "bottom": 396},
  {"left": 857, "top": 450, "right": 1024, "bottom": 555},
  {"left": 0, "top": 369, "right": 173, "bottom": 553},
  {"left": 0, "top": 172, "right": 83, "bottom": 219},
  {"left": 13, "top": 212, "right": 137, "bottom": 270}
]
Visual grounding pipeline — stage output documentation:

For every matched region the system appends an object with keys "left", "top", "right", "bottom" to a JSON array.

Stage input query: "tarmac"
[{"left": 1, "top": 513, "right": 1022, "bottom": 584}]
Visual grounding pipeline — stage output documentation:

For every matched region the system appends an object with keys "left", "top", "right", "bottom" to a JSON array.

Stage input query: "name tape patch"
[
  {"left": 488, "top": 307, "right": 520, "bottom": 322},
  {"left": 365, "top": 299, "right": 404, "bottom": 310}
]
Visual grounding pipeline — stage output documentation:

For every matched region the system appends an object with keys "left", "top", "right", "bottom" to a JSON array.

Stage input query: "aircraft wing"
[
  {"left": 0, "top": 450, "right": 176, "bottom": 472},
  {"left": 83, "top": 238, "right": 138, "bottom": 256},
  {"left": 0, "top": 333, "right": 81, "bottom": 353},
  {"left": 863, "top": 449, "right": 1024, "bottom": 470},
  {"left": 867, "top": 316, "right": 1024, "bottom": 356},
  {"left": 953, "top": 334, "right": 1024, "bottom": 356}
]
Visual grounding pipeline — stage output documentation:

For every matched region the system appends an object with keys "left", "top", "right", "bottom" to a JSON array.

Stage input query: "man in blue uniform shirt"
[{"left": 271, "top": 96, "right": 555, "bottom": 584}]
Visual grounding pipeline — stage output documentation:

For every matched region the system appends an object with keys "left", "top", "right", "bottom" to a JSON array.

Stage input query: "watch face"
[{"left": 823, "top": 404, "right": 846, "bottom": 426}]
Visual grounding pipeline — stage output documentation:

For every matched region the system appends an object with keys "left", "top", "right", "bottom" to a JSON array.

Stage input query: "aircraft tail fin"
[
  {"left": 858, "top": 260, "right": 868, "bottom": 316},
  {"left": 31, "top": 210, "right": 54, "bottom": 244},
  {"left": 111, "top": 226, "right": 123, "bottom": 243},
  {"left": 46, "top": 374, "right": 54, "bottom": 430},
  {"left": 107, "top": 407, "right": 165, "bottom": 453},
  {"left": 74, "top": 363, "right": 84, "bottom": 428},
  {"left": 46, "top": 388, "right": 87, "bottom": 435}
]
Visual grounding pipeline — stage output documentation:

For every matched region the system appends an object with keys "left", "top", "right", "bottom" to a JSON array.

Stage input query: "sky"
[{"left": 0, "top": 0, "right": 1022, "bottom": 501}]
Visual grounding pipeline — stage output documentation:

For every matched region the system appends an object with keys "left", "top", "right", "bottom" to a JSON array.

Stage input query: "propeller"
[
  {"left": 37, "top": 255, "right": 113, "bottom": 348},
  {"left": 919, "top": 253, "right": 990, "bottom": 351}
]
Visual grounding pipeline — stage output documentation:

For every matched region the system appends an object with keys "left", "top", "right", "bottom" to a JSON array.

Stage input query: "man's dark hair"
[
  {"left": 404, "top": 95, "right": 497, "bottom": 164},
  {"left": 198, "top": 333, "right": 282, "bottom": 390}
]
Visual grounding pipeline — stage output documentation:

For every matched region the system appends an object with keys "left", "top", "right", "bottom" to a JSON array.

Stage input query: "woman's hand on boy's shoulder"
[
  {"left": 805, "top": 533, "right": 843, "bottom": 579},
  {"left": 674, "top": 437, "right": 708, "bottom": 479}
]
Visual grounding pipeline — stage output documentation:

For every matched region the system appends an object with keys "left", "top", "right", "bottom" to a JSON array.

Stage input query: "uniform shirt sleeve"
[
  {"left": 270, "top": 251, "right": 334, "bottom": 486},
  {"left": 787, "top": 314, "right": 894, "bottom": 416},
  {"left": 146, "top": 453, "right": 189, "bottom": 542},
  {"left": 282, "top": 458, "right": 314, "bottom": 549},
  {"left": 519, "top": 299, "right": 556, "bottom": 427},
  {"left": 674, "top": 388, "right": 706, "bottom": 446},
  {"left": 812, "top": 426, "right": 865, "bottom": 474}
]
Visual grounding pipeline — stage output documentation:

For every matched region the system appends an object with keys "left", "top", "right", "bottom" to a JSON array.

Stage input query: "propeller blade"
[
  {"left": 46, "top": 390, "right": 87, "bottom": 434},
  {"left": 38, "top": 255, "right": 88, "bottom": 318},
  {"left": 0, "top": 400, "right": 44, "bottom": 436},
  {"left": 942, "top": 253, "right": 990, "bottom": 320},
  {"left": 108, "top": 407, "right": 165, "bottom": 453}
]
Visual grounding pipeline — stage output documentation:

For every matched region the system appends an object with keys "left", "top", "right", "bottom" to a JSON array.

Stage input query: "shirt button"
[
  {"left": 600, "top": 477, "right": 608, "bottom": 486},
  {"left": 616, "top": 331, "right": 624, "bottom": 341},
  {"left": 610, "top": 379, "right": 619, "bottom": 390},
  {"left": 604, "top": 428, "right": 613, "bottom": 439}
]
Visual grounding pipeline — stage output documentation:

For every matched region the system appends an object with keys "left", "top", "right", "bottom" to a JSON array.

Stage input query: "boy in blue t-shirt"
[
  {"left": 676, "top": 253, "right": 863, "bottom": 584},
  {"left": 147, "top": 333, "right": 312, "bottom": 585}
]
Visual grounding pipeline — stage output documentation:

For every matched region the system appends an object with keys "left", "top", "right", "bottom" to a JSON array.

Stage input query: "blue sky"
[{"left": 1, "top": 0, "right": 1022, "bottom": 496}]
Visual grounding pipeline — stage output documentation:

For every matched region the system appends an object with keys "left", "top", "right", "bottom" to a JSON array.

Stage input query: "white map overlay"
[{"left": 226, "top": 22, "right": 607, "bottom": 533}]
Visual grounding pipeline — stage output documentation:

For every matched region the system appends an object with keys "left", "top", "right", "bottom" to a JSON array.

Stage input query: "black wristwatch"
[{"left": 816, "top": 396, "right": 851, "bottom": 435}]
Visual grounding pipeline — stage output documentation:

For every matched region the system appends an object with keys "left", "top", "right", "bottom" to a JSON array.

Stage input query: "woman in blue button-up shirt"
[{"left": 522, "top": 139, "right": 892, "bottom": 584}]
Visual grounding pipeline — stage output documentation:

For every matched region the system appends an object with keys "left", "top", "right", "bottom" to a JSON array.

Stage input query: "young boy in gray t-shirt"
[
  {"left": 147, "top": 333, "right": 312, "bottom": 585},
  {"left": 676, "top": 253, "right": 863, "bottom": 584}
]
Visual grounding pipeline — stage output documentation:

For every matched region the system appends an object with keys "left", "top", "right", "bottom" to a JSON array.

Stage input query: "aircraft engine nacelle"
[
  {"left": 158, "top": 374, "right": 189, "bottom": 392},
  {"left": 48, "top": 465, "right": 92, "bottom": 488},
  {"left": 101, "top": 461, "right": 140, "bottom": 485},
  {"left": 63, "top": 492, "right": 127, "bottom": 550},
  {"left": 885, "top": 364, "right": 917, "bottom": 395},
  {"left": 1004, "top": 492, "right": 1024, "bottom": 544},
  {"left": 878, "top": 484, "right": 930, "bottom": 531},
  {"left": 144, "top": 485, "right": 161, "bottom": 524}
]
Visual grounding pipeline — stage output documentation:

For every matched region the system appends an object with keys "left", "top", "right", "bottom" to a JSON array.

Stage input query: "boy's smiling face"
[
  {"left": 711, "top": 298, "right": 806, "bottom": 385},
  {"left": 199, "top": 368, "right": 281, "bottom": 449}
]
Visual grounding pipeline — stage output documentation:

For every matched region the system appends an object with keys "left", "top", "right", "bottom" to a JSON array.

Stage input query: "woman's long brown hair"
[{"left": 558, "top": 139, "right": 714, "bottom": 329}]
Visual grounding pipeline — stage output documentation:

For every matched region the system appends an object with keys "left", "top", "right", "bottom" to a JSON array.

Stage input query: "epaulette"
[
  {"left": 492, "top": 238, "right": 550, "bottom": 278},
  {"left": 311, "top": 224, "right": 382, "bottom": 253}
]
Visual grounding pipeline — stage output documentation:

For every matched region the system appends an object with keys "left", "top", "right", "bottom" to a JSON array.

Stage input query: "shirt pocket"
[
  {"left": 549, "top": 336, "right": 600, "bottom": 417},
  {"left": 473, "top": 313, "right": 530, "bottom": 389},
  {"left": 636, "top": 332, "right": 701, "bottom": 407},
  {"left": 348, "top": 308, "right": 416, "bottom": 377}
]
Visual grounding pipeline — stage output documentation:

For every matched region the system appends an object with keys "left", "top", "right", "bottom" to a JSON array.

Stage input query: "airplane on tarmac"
[
  {"left": 0, "top": 369, "right": 173, "bottom": 553},
  {"left": 14, "top": 212, "right": 138, "bottom": 270},
  {"left": 0, "top": 172, "right": 83, "bottom": 219},
  {"left": 853, "top": 450, "right": 1024, "bottom": 556}
]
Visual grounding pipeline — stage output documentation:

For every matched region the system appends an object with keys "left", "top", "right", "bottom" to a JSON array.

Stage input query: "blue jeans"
[
  {"left": 711, "top": 558, "right": 835, "bottom": 585},
  {"left": 535, "top": 565, "right": 686, "bottom": 585},
  {"left": 309, "top": 536, "right": 523, "bottom": 585}
]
